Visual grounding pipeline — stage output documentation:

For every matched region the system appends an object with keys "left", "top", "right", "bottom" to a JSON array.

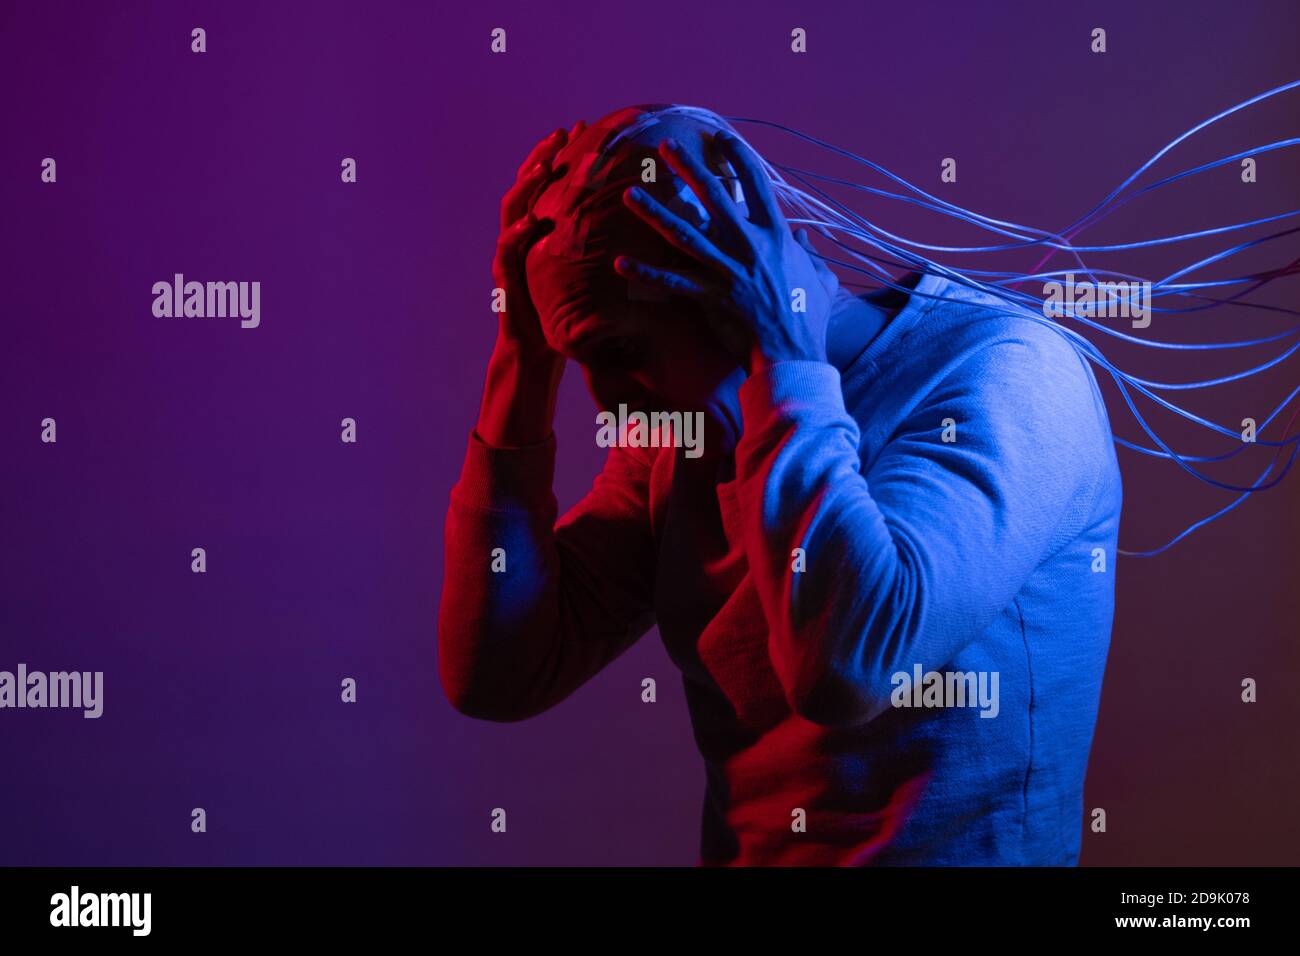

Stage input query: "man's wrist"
[
  {"left": 476, "top": 337, "right": 565, "bottom": 448},
  {"left": 494, "top": 334, "right": 565, "bottom": 375}
]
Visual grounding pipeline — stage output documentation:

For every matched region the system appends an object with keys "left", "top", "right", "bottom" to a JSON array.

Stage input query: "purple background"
[{"left": 2, "top": 0, "right": 1297, "bottom": 865}]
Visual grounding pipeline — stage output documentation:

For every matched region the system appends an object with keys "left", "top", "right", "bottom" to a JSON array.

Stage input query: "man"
[{"left": 438, "top": 105, "right": 1122, "bottom": 865}]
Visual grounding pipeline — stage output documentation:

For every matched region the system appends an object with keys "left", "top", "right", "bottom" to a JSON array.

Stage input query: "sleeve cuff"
[
  {"left": 449, "top": 429, "right": 558, "bottom": 511},
  {"left": 738, "top": 360, "right": 852, "bottom": 431}
]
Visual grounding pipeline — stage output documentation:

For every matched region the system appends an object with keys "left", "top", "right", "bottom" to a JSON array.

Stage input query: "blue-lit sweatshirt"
[{"left": 439, "top": 270, "right": 1123, "bottom": 865}]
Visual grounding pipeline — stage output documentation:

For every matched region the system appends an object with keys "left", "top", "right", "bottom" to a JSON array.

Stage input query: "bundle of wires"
[{"left": 599, "top": 82, "right": 1300, "bottom": 556}]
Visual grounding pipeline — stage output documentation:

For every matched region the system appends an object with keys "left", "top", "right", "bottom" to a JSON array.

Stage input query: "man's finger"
[
  {"left": 658, "top": 139, "right": 745, "bottom": 236},
  {"left": 515, "top": 127, "right": 568, "bottom": 178},
  {"left": 501, "top": 158, "right": 553, "bottom": 229},
  {"left": 623, "top": 186, "right": 739, "bottom": 276},
  {"left": 497, "top": 213, "right": 554, "bottom": 270},
  {"left": 714, "top": 131, "right": 781, "bottom": 229},
  {"left": 613, "top": 255, "right": 716, "bottom": 299}
]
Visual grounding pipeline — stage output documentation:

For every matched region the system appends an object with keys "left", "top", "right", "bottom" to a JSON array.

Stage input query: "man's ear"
[{"left": 795, "top": 228, "right": 840, "bottom": 298}]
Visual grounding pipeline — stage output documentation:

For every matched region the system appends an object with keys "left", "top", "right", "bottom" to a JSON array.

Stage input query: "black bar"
[{"left": 0, "top": 866, "right": 1285, "bottom": 941}]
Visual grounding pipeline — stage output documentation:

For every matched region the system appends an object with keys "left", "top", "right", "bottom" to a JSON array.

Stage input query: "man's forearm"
[
  {"left": 475, "top": 337, "right": 565, "bottom": 448},
  {"left": 441, "top": 361, "right": 658, "bottom": 721}
]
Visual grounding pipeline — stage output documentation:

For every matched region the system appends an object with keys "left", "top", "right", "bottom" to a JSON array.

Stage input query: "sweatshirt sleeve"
[
  {"left": 437, "top": 430, "right": 658, "bottom": 721},
  {"left": 733, "top": 343, "right": 1103, "bottom": 728}
]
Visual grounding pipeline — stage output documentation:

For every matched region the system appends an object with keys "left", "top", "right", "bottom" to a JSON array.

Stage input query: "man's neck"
[
  {"left": 706, "top": 277, "right": 918, "bottom": 461},
  {"left": 826, "top": 281, "right": 911, "bottom": 372}
]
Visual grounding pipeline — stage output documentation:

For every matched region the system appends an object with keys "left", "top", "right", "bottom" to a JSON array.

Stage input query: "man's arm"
[
  {"left": 434, "top": 118, "right": 658, "bottom": 721},
  {"left": 438, "top": 342, "right": 658, "bottom": 722},
  {"left": 733, "top": 337, "right": 1105, "bottom": 727}
]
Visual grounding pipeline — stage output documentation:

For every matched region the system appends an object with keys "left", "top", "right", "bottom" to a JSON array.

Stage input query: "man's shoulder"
[
  {"left": 899, "top": 275, "right": 1101, "bottom": 408},
  {"left": 920, "top": 275, "right": 1076, "bottom": 357},
  {"left": 914, "top": 274, "right": 1121, "bottom": 506}
]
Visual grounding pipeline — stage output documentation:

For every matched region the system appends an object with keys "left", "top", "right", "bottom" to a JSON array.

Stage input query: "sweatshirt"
[{"left": 438, "top": 270, "right": 1123, "bottom": 865}]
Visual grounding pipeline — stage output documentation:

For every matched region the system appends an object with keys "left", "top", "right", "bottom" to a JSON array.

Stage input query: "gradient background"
[{"left": 1, "top": 0, "right": 1297, "bottom": 865}]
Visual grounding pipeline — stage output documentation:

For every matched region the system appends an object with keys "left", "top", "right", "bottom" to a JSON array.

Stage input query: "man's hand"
[
  {"left": 493, "top": 121, "right": 585, "bottom": 355},
  {"left": 476, "top": 121, "right": 584, "bottom": 449},
  {"left": 614, "top": 130, "right": 837, "bottom": 374}
]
